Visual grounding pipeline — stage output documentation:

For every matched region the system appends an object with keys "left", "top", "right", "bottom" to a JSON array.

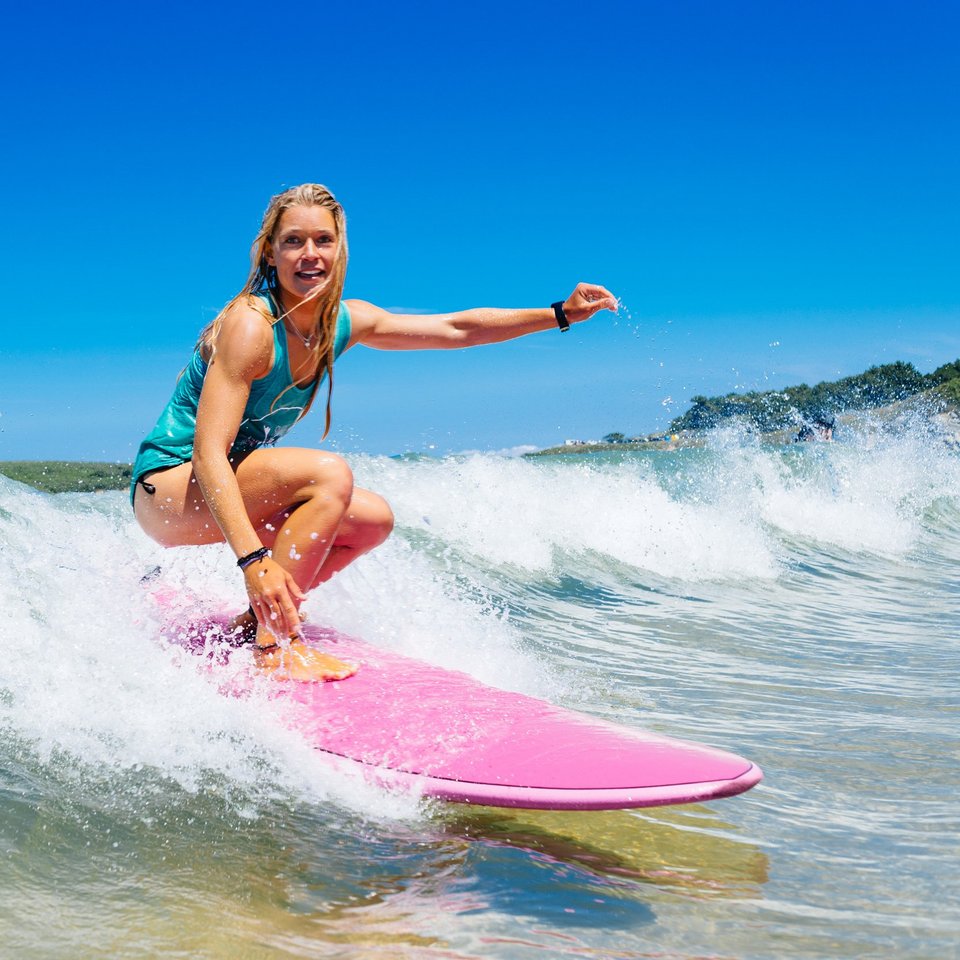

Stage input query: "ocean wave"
[{"left": 1, "top": 421, "right": 958, "bottom": 820}]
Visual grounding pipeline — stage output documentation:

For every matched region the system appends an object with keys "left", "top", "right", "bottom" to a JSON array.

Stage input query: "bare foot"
[{"left": 254, "top": 635, "right": 357, "bottom": 682}]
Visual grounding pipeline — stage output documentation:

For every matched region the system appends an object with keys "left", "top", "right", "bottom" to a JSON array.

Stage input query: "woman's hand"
[
  {"left": 562, "top": 283, "right": 619, "bottom": 324},
  {"left": 243, "top": 556, "right": 307, "bottom": 640}
]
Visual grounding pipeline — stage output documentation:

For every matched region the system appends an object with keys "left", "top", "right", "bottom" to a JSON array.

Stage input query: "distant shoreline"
[
  {"left": 525, "top": 438, "right": 700, "bottom": 456},
  {"left": 0, "top": 461, "right": 132, "bottom": 494},
  {"left": 526, "top": 428, "right": 804, "bottom": 457}
]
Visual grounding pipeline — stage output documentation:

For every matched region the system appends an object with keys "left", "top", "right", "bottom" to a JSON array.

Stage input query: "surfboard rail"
[{"left": 316, "top": 750, "right": 763, "bottom": 810}]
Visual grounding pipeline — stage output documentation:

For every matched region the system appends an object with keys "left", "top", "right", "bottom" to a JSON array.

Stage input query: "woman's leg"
[
  {"left": 302, "top": 488, "right": 395, "bottom": 589},
  {"left": 235, "top": 448, "right": 357, "bottom": 594},
  {"left": 134, "top": 448, "right": 392, "bottom": 679}
]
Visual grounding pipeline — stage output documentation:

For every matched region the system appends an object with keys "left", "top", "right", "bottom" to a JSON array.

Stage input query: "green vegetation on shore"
[
  {"left": 527, "top": 438, "right": 689, "bottom": 457},
  {"left": 0, "top": 461, "right": 132, "bottom": 494},
  {"left": 668, "top": 360, "right": 960, "bottom": 433},
  {"left": 572, "top": 359, "right": 960, "bottom": 453}
]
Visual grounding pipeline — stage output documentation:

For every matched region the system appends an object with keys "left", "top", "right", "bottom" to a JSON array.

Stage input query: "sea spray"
[
  {"left": 0, "top": 476, "right": 423, "bottom": 821},
  {"left": 352, "top": 452, "right": 778, "bottom": 582},
  {"left": 1, "top": 423, "right": 959, "bottom": 958}
]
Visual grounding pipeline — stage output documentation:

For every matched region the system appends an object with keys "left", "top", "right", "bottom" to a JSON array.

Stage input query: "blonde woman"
[{"left": 132, "top": 184, "right": 617, "bottom": 681}]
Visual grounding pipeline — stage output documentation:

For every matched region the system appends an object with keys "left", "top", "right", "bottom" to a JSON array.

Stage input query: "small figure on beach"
[{"left": 131, "top": 184, "right": 617, "bottom": 681}]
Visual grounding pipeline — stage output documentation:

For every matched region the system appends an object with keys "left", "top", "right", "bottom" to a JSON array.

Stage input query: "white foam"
[
  {"left": 2, "top": 426, "right": 956, "bottom": 819},
  {"left": 351, "top": 452, "right": 778, "bottom": 582},
  {"left": 712, "top": 420, "right": 960, "bottom": 556},
  {"left": 0, "top": 479, "right": 423, "bottom": 821}
]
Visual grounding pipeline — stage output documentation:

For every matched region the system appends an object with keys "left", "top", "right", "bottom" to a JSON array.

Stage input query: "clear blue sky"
[{"left": 2, "top": 1, "right": 958, "bottom": 460}]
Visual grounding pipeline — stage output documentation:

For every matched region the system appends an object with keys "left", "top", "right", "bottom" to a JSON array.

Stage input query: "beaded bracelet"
[{"left": 237, "top": 547, "right": 270, "bottom": 570}]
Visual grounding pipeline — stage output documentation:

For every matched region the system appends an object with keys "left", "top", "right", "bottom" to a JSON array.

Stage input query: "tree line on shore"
[
  {"left": 0, "top": 461, "right": 132, "bottom": 494},
  {"left": 607, "top": 360, "right": 960, "bottom": 439}
]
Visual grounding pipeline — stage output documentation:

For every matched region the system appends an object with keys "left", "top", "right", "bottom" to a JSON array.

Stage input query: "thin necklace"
[
  {"left": 282, "top": 316, "right": 316, "bottom": 349},
  {"left": 272, "top": 288, "right": 319, "bottom": 349}
]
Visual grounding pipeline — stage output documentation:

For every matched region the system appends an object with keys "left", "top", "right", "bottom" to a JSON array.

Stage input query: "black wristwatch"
[{"left": 551, "top": 301, "right": 570, "bottom": 332}]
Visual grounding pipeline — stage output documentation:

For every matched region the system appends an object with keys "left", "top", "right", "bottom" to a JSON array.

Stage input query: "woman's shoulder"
[
  {"left": 217, "top": 296, "right": 274, "bottom": 339},
  {"left": 208, "top": 296, "right": 275, "bottom": 377}
]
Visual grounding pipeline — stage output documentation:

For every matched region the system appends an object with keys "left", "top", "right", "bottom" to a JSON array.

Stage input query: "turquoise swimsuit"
[{"left": 131, "top": 294, "right": 351, "bottom": 504}]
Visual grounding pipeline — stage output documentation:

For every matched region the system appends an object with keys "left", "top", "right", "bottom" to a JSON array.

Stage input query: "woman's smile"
[{"left": 295, "top": 268, "right": 326, "bottom": 282}]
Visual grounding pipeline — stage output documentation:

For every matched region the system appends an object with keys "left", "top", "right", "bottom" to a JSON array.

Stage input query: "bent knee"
[
  {"left": 306, "top": 452, "right": 354, "bottom": 506},
  {"left": 349, "top": 491, "right": 395, "bottom": 547},
  {"left": 370, "top": 495, "right": 395, "bottom": 543}
]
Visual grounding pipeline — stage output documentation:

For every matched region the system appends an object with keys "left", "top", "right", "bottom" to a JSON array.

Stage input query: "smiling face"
[{"left": 266, "top": 204, "right": 339, "bottom": 303}]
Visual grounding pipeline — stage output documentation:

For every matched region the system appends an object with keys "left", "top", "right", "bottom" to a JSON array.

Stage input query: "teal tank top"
[{"left": 131, "top": 295, "right": 351, "bottom": 503}]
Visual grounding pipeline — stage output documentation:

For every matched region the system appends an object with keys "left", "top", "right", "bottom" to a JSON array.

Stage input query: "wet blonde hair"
[{"left": 199, "top": 183, "right": 348, "bottom": 438}]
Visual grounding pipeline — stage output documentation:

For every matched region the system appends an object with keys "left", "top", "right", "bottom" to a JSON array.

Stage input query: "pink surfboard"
[{"left": 232, "top": 626, "right": 763, "bottom": 811}]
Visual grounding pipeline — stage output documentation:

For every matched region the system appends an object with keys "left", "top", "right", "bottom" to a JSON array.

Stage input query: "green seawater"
[{"left": 1, "top": 435, "right": 958, "bottom": 958}]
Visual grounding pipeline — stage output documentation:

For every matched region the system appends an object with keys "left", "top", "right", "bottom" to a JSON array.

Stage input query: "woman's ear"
[{"left": 264, "top": 243, "right": 275, "bottom": 267}]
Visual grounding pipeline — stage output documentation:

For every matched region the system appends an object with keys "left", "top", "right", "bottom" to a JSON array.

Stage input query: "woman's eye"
[{"left": 284, "top": 236, "right": 301, "bottom": 245}]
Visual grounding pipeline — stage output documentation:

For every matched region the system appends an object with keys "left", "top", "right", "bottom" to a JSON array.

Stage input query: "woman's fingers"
[
  {"left": 284, "top": 570, "right": 308, "bottom": 603},
  {"left": 565, "top": 282, "right": 619, "bottom": 322},
  {"left": 254, "top": 592, "right": 299, "bottom": 639},
  {"left": 577, "top": 282, "right": 616, "bottom": 303},
  {"left": 245, "top": 559, "right": 304, "bottom": 639},
  {"left": 279, "top": 570, "right": 306, "bottom": 636},
  {"left": 276, "top": 588, "right": 302, "bottom": 639}
]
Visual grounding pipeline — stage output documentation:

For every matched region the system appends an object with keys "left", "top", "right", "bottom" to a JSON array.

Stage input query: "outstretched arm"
[{"left": 346, "top": 283, "right": 618, "bottom": 351}]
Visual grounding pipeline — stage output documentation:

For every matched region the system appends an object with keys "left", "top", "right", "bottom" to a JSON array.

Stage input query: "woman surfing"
[{"left": 132, "top": 183, "right": 617, "bottom": 681}]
